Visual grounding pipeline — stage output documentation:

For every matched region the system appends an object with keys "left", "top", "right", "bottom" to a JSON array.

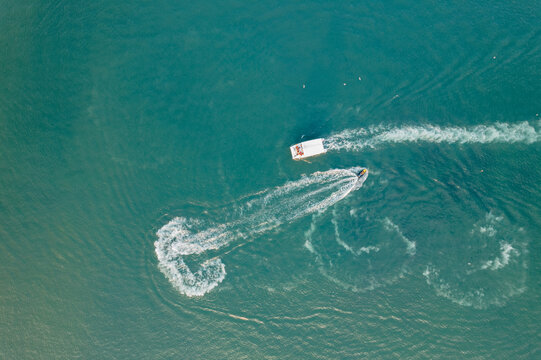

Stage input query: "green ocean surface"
[{"left": 1, "top": 1, "right": 540, "bottom": 358}]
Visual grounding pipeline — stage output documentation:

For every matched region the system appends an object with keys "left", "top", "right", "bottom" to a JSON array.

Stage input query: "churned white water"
[{"left": 155, "top": 167, "right": 368, "bottom": 296}]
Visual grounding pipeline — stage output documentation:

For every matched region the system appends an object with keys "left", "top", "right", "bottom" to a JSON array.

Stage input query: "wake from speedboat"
[
  {"left": 155, "top": 167, "right": 368, "bottom": 297},
  {"left": 325, "top": 121, "right": 540, "bottom": 151}
]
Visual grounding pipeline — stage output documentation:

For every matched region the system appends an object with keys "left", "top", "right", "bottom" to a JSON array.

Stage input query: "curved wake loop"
[
  {"left": 155, "top": 167, "right": 368, "bottom": 296},
  {"left": 423, "top": 212, "right": 529, "bottom": 309},
  {"left": 325, "top": 121, "right": 540, "bottom": 151}
]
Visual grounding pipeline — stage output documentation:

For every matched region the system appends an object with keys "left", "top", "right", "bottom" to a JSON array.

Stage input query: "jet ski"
[{"left": 356, "top": 168, "right": 367, "bottom": 178}]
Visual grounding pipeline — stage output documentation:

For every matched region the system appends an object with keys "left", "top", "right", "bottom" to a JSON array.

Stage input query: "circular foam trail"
[
  {"left": 304, "top": 209, "right": 416, "bottom": 292},
  {"left": 155, "top": 167, "right": 368, "bottom": 296},
  {"left": 422, "top": 212, "right": 529, "bottom": 309}
]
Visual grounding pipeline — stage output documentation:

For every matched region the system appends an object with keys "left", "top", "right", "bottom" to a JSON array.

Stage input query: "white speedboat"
[{"left": 290, "top": 138, "right": 327, "bottom": 160}]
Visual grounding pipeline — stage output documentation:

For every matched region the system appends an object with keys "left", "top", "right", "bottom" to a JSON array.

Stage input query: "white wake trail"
[
  {"left": 325, "top": 121, "right": 540, "bottom": 151},
  {"left": 155, "top": 167, "right": 368, "bottom": 297}
]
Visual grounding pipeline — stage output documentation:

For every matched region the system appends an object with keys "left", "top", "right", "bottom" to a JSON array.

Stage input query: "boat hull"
[{"left": 290, "top": 138, "right": 327, "bottom": 160}]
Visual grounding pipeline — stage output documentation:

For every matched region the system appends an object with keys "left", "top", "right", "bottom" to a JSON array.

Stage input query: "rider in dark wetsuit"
[{"left": 357, "top": 169, "right": 367, "bottom": 178}]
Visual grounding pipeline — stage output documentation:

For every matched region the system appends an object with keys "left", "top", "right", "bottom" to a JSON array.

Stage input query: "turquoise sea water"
[{"left": 1, "top": 1, "right": 540, "bottom": 358}]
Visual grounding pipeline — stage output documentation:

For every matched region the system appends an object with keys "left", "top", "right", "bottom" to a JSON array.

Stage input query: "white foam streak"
[
  {"left": 155, "top": 167, "right": 367, "bottom": 296},
  {"left": 332, "top": 212, "right": 380, "bottom": 256},
  {"left": 383, "top": 218, "right": 416, "bottom": 255},
  {"left": 471, "top": 211, "right": 504, "bottom": 238},
  {"left": 481, "top": 242, "right": 518, "bottom": 271},
  {"left": 358, "top": 246, "right": 380, "bottom": 254},
  {"left": 325, "top": 121, "right": 540, "bottom": 151}
]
